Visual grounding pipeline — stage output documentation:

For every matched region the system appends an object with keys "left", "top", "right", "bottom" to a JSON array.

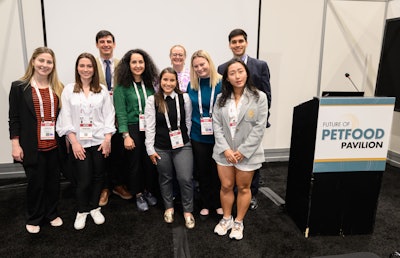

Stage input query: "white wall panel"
[
  {"left": 0, "top": 0, "right": 43, "bottom": 163},
  {"left": 260, "top": 0, "right": 324, "bottom": 149},
  {"left": 42, "top": 0, "right": 260, "bottom": 84}
]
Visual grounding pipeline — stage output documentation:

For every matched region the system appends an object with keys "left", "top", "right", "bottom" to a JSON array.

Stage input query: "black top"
[{"left": 154, "top": 94, "right": 189, "bottom": 150}]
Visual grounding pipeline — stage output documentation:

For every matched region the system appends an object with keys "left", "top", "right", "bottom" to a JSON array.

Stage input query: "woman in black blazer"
[{"left": 8, "top": 47, "right": 64, "bottom": 234}]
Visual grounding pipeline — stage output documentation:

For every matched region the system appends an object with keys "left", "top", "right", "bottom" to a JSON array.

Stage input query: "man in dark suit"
[
  {"left": 218, "top": 28, "right": 271, "bottom": 210},
  {"left": 95, "top": 30, "right": 132, "bottom": 206}
]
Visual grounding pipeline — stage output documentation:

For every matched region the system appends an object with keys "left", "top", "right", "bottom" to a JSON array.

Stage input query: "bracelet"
[{"left": 122, "top": 132, "right": 129, "bottom": 139}]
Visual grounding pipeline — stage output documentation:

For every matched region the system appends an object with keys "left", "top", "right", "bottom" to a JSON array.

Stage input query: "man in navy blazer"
[{"left": 218, "top": 28, "right": 271, "bottom": 210}]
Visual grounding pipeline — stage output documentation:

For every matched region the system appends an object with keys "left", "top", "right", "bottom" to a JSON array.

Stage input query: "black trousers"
[
  {"left": 73, "top": 145, "right": 105, "bottom": 213},
  {"left": 23, "top": 148, "right": 60, "bottom": 225},
  {"left": 103, "top": 132, "right": 128, "bottom": 189},
  {"left": 126, "top": 124, "right": 157, "bottom": 195},
  {"left": 251, "top": 169, "right": 260, "bottom": 196},
  {"left": 191, "top": 140, "right": 221, "bottom": 210}
]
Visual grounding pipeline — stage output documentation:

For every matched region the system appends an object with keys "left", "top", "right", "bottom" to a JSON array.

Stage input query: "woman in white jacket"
[{"left": 56, "top": 53, "right": 116, "bottom": 230}]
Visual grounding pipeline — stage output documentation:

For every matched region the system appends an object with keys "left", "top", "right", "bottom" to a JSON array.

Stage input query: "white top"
[
  {"left": 228, "top": 92, "right": 244, "bottom": 139},
  {"left": 56, "top": 83, "right": 116, "bottom": 148},
  {"left": 144, "top": 91, "right": 192, "bottom": 156}
]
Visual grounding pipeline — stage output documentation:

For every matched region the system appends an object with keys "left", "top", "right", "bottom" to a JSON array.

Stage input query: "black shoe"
[
  {"left": 249, "top": 196, "right": 258, "bottom": 210},
  {"left": 199, "top": 209, "right": 209, "bottom": 221}
]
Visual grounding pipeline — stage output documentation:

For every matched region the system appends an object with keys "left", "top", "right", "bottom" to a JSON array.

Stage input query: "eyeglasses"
[{"left": 172, "top": 53, "right": 184, "bottom": 57}]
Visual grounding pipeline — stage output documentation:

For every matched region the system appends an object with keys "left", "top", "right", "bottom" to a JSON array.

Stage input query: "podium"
[{"left": 285, "top": 97, "right": 395, "bottom": 237}]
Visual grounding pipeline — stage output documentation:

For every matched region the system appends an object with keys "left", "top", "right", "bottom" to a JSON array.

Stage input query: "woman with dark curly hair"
[{"left": 113, "top": 49, "right": 159, "bottom": 211}]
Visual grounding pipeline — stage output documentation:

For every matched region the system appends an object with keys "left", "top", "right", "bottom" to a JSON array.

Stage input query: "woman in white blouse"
[{"left": 56, "top": 53, "right": 116, "bottom": 230}]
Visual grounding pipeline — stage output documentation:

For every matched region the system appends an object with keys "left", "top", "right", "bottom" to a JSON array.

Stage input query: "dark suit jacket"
[
  {"left": 8, "top": 80, "right": 62, "bottom": 166},
  {"left": 218, "top": 56, "right": 271, "bottom": 128}
]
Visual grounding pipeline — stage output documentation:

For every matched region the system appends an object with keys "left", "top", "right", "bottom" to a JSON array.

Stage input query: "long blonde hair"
[
  {"left": 189, "top": 50, "right": 221, "bottom": 91},
  {"left": 20, "top": 47, "right": 64, "bottom": 106}
]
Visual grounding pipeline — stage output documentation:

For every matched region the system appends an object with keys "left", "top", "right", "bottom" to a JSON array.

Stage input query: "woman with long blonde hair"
[
  {"left": 187, "top": 50, "right": 223, "bottom": 219},
  {"left": 9, "top": 47, "right": 64, "bottom": 233}
]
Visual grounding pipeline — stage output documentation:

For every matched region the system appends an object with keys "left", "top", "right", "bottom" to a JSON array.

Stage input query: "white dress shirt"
[{"left": 56, "top": 83, "right": 116, "bottom": 148}]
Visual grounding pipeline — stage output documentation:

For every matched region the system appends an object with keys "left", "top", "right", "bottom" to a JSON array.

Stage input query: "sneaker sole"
[
  {"left": 229, "top": 235, "right": 243, "bottom": 240},
  {"left": 74, "top": 225, "right": 85, "bottom": 230},
  {"left": 137, "top": 207, "right": 149, "bottom": 212},
  {"left": 214, "top": 227, "right": 231, "bottom": 236},
  {"left": 214, "top": 230, "right": 228, "bottom": 236},
  {"left": 93, "top": 219, "right": 105, "bottom": 225}
]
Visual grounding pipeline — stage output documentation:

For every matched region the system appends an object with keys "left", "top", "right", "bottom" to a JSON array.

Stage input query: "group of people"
[{"left": 8, "top": 28, "right": 271, "bottom": 240}]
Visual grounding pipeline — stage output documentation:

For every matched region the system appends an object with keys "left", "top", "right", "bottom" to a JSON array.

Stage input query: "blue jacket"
[{"left": 187, "top": 78, "right": 222, "bottom": 144}]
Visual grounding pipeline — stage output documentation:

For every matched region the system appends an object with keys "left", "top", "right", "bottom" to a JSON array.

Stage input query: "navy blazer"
[{"left": 218, "top": 56, "right": 271, "bottom": 128}]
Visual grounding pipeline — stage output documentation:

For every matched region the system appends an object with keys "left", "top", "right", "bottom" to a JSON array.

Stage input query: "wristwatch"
[{"left": 122, "top": 132, "right": 129, "bottom": 139}]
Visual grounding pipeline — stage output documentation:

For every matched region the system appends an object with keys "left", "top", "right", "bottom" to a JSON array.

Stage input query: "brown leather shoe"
[
  {"left": 99, "top": 189, "right": 110, "bottom": 206},
  {"left": 113, "top": 185, "right": 133, "bottom": 200}
]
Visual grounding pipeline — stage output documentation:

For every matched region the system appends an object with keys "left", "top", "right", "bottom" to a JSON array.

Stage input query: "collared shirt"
[
  {"left": 241, "top": 54, "right": 248, "bottom": 64},
  {"left": 99, "top": 57, "right": 116, "bottom": 87},
  {"left": 144, "top": 91, "right": 192, "bottom": 155},
  {"left": 56, "top": 83, "right": 116, "bottom": 148}
]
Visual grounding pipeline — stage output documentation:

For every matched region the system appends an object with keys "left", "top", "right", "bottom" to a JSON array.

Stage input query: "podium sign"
[
  {"left": 313, "top": 97, "right": 395, "bottom": 173},
  {"left": 286, "top": 97, "right": 395, "bottom": 237}
]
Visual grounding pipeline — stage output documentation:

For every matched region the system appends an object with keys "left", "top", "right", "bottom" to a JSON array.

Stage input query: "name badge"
[
  {"left": 169, "top": 129, "right": 184, "bottom": 149},
  {"left": 139, "top": 114, "right": 146, "bottom": 131},
  {"left": 40, "top": 121, "right": 55, "bottom": 140},
  {"left": 200, "top": 117, "right": 213, "bottom": 135},
  {"left": 80, "top": 123, "right": 93, "bottom": 140}
]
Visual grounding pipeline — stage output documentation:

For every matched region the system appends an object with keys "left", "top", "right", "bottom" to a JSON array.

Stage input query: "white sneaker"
[
  {"left": 229, "top": 221, "right": 244, "bottom": 240},
  {"left": 214, "top": 216, "right": 233, "bottom": 236},
  {"left": 74, "top": 212, "right": 89, "bottom": 230},
  {"left": 90, "top": 207, "right": 105, "bottom": 225}
]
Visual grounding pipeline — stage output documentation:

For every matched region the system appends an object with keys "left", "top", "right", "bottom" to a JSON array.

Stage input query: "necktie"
[{"left": 105, "top": 60, "right": 112, "bottom": 90}]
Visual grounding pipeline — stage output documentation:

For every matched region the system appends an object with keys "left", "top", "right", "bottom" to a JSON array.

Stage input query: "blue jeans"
[{"left": 156, "top": 142, "right": 193, "bottom": 213}]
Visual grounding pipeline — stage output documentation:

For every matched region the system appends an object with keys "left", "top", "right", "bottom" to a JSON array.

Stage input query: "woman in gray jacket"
[{"left": 212, "top": 59, "right": 268, "bottom": 240}]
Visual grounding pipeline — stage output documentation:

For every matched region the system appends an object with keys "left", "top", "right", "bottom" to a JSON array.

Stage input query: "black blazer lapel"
[{"left": 22, "top": 83, "right": 36, "bottom": 118}]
